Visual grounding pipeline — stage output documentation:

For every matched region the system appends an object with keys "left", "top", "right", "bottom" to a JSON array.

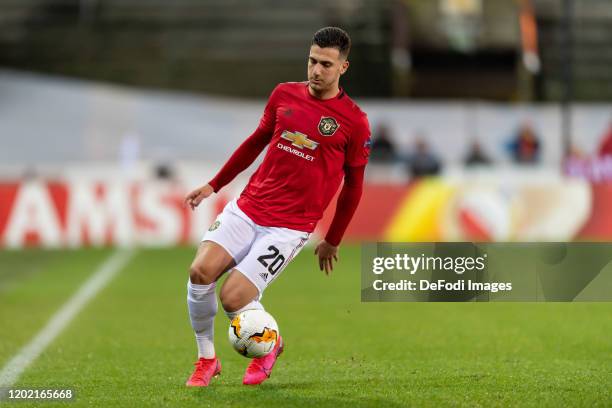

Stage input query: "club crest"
[
  {"left": 208, "top": 220, "right": 220, "bottom": 231},
  {"left": 318, "top": 117, "right": 340, "bottom": 136}
]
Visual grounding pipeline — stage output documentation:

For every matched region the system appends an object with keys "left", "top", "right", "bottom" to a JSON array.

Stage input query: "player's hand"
[
  {"left": 184, "top": 184, "right": 214, "bottom": 210},
  {"left": 314, "top": 240, "right": 339, "bottom": 275}
]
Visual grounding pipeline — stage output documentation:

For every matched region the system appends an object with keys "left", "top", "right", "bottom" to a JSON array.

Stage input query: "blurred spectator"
[
  {"left": 370, "top": 123, "right": 398, "bottom": 163},
  {"left": 154, "top": 162, "right": 175, "bottom": 180},
  {"left": 407, "top": 136, "right": 442, "bottom": 177},
  {"left": 464, "top": 140, "right": 492, "bottom": 166},
  {"left": 597, "top": 122, "right": 612, "bottom": 157},
  {"left": 507, "top": 122, "right": 540, "bottom": 164}
]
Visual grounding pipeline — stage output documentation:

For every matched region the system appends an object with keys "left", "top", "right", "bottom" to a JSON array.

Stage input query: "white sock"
[
  {"left": 187, "top": 280, "right": 217, "bottom": 359},
  {"left": 224, "top": 300, "right": 264, "bottom": 321}
]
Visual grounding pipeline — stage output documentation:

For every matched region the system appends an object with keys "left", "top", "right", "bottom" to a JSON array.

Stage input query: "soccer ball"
[{"left": 228, "top": 310, "right": 279, "bottom": 358}]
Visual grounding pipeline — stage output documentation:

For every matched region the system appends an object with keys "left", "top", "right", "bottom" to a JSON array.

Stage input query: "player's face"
[{"left": 307, "top": 45, "right": 349, "bottom": 96}]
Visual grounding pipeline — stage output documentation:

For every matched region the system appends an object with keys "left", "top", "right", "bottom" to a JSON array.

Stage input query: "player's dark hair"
[{"left": 312, "top": 27, "right": 351, "bottom": 58}]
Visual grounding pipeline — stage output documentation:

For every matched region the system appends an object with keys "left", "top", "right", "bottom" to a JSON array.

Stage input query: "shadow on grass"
[{"left": 190, "top": 378, "right": 408, "bottom": 408}]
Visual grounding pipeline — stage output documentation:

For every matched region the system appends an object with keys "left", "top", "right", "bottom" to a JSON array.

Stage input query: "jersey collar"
[{"left": 304, "top": 82, "right": 345, "bottom": 102}]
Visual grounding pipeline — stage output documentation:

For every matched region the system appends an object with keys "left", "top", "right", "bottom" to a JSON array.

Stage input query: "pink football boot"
[
  {"left": 242, "top": 336, "right": 284, "bottom": 385},
  {"left": 186, "top": 357, "right": 221, "bottom": 387}
]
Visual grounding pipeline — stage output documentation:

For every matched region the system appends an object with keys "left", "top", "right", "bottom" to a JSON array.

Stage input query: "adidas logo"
[{"left": 259, "top": 272, "right": 269, "bottom": 282}]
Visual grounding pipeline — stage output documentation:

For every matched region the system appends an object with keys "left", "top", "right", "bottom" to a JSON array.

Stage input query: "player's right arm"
[
  {"left": 184, "top": 85, "right": 281, "bottom": 210},
  {"left": 184, "top": 183, "right": 215, "bottom": 210}
]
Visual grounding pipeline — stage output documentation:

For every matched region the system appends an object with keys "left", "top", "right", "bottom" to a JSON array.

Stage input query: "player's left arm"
[
  {"left": 315, "top": 164, "right": 365, "bottom": 274},
  {"left": 315, "top": 114, "right": 371, "bottom": 275}
]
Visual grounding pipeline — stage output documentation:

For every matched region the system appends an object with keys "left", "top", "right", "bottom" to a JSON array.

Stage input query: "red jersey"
[{"left": 235, "top": 82, "right": 370, "bottom": 232}]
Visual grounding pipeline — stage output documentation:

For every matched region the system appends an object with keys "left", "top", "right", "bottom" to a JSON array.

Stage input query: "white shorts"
[{"left": 201, "top": 199, "right": 310, "bottom": 299}]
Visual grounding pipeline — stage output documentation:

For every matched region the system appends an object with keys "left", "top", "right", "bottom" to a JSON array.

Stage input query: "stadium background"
[{"left": 0, "top": 1, "right": 611, "bottom": 406}]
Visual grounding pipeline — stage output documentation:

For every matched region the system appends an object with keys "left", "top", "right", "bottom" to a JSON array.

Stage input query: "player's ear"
[{"left": 340, "top": 59, "right": 349, "bottom": 75}]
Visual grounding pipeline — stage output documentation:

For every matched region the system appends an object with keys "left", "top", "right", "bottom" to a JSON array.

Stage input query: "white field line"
[{"left": 0, "top": 248, "right": 135, "bottom": 391}]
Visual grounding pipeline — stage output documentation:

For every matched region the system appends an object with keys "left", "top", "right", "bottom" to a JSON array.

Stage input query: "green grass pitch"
[{"left": 0, "top": 245, "right": 611, "bottom": 407}]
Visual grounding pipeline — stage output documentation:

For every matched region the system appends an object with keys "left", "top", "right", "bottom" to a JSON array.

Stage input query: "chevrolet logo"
[{"left": 281, "top": 131, "right": 319, "bottom": 150}]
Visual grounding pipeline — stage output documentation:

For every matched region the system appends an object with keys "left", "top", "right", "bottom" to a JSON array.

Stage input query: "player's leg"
[
  {"left": 219, "top": 269, "right": 279, "bottom": 386},
  {"left": 186, "top": 200, "right": 257, "bottom": 386},
  {"left": 219, "top": 226, "right": 309, "bottom": 385},
  {"left": 188, "top": 241, "right": 235, "bottom": 359},
  {"left": 185, "top": 241, "right": 234, "bottom": 387}
]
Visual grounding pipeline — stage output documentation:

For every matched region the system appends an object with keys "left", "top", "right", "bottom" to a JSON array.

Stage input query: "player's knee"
[{"left": 189, "top": 263, "right": 218, "bottom": 285}]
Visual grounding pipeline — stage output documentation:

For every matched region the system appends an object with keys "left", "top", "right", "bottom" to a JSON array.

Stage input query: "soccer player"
[{"left": 183, "top": 27, "right": 370, "bottom": 386}]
